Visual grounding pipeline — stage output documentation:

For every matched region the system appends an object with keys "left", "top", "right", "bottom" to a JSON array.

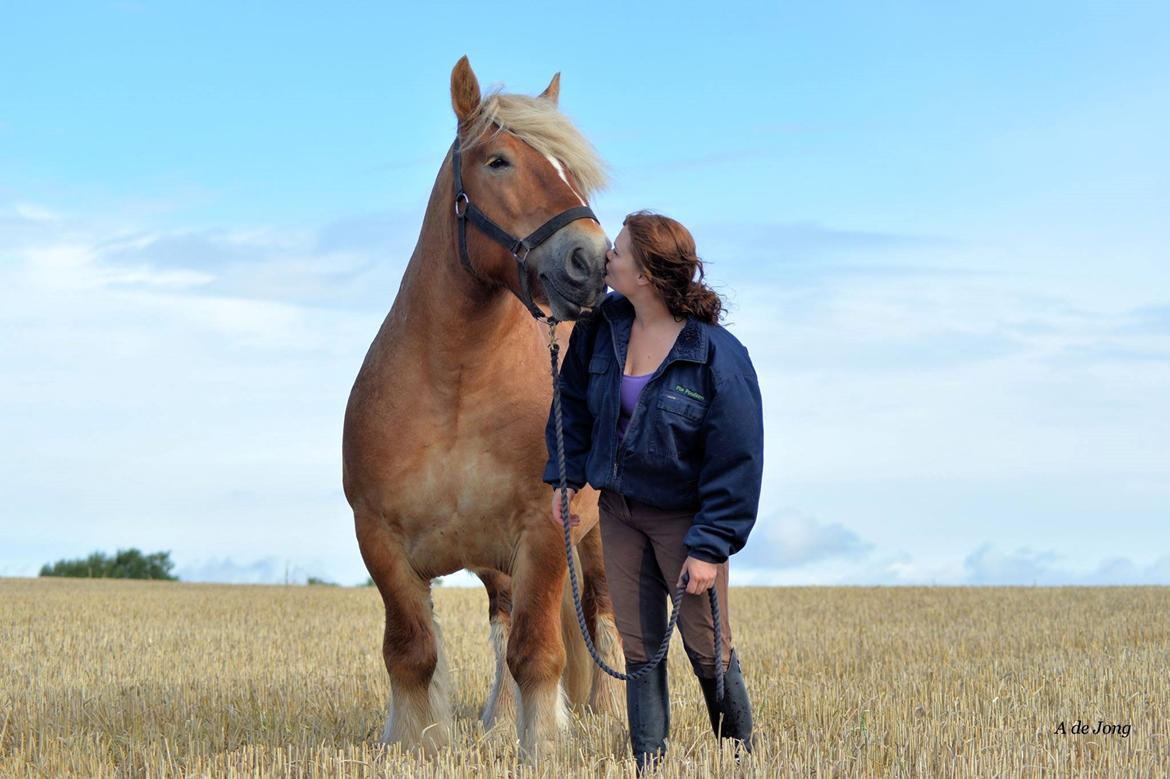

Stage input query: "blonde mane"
[{"left": 461, "top": 88, "right": 611, "bottom": 202}]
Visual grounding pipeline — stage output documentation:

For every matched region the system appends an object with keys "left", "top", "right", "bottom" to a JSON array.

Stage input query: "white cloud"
[
  {"left": 733, "top": 546, "right": 1170, "bottom": 586},
  {"left": 0, "top": 202, "right": 383, "bottom": 587},
  {"left": 720, "top": 267, "right": 1170, "bottom": 489},
  {"left": 735, "top": 509, "right": 873, "bottom": 569},
  {"left": 14, "top": 202, "right": 62, "bottom": 222},
  {"left": 96, "top": 265, "right": 215, "bottom": 289},
  {"left": 1, "top": 198, "right": 1168, "bottom": 588},
  {"left": 174, "top": 556, "right": 339, "bottom": 585},
  {"left": 962, "top": 543, "right": 1063, "bottom": 585},
  {"left": 962, "top": 544, "right": 1170, "bottom": 586}
]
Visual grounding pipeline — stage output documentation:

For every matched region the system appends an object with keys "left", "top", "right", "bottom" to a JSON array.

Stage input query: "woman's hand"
[
  {"left": 549, "top": 487, "right": 580, "bottom": 529},
  {"left": 677, "top": 556, "right": 718, "bottom": 595}
]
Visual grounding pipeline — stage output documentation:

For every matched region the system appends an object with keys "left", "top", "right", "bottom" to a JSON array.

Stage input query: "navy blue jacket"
[{"left": 543, "top": 290, "right": 764, "bottom": 564}]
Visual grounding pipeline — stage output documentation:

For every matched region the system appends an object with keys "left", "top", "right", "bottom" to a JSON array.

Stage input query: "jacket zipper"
[
  {"left": 604, "top": 306, "right": 701, "bottom": 487},
  {"left": 611, "top": 334, "right": 623, "bottom": 482},
  {"left": 611, "top": 339, "right": 670, "bottom": 485},
  {"left": 616, "top": 387, "right": 651, "bottom": 482}
]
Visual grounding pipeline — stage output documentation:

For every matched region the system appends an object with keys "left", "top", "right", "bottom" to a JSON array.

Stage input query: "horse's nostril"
[{"left": 570, "top": 248, "right": 589, "bottom": 276}]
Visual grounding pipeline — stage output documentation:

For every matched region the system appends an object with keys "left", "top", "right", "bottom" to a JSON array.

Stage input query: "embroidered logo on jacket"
[{"left": 674, "top": 384, "right": 705, "bottom": 401}]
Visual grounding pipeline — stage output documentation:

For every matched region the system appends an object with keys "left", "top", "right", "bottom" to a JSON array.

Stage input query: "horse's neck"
[{"left": 372, "top": 197, "right": 531, "bottom": 381}]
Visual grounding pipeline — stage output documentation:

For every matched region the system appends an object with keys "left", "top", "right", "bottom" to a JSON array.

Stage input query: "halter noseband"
[{"left": 451, "top": 135, "right": 599, "bottom": 323}]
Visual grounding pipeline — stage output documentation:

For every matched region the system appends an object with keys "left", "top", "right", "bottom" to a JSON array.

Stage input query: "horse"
[{"left": 342, "top": 56, "right": 625, "bottom": 760}]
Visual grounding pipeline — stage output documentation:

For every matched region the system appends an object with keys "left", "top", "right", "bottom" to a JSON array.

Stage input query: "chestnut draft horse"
[{"left": 342, "top": 57, "right": 625, "bottom": 759}]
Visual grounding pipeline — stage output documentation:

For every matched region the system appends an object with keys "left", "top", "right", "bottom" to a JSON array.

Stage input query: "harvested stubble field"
[{"left": 1, "top": 578, "right": 1166, "bottom": 778}]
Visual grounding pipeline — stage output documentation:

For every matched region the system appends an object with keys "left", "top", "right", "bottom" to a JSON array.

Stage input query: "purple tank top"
[{"left": 617, "top": 372, "right": 654, "bottom": 443}]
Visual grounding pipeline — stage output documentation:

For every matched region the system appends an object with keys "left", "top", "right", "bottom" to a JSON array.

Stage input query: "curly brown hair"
[{"left": 621, "top": 210, "right": 723, "bottom": 325}]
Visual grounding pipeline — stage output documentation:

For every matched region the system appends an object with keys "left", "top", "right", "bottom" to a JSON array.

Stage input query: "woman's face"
[{"left": 604, "top": 227, "right": 644, "bottom": 295}]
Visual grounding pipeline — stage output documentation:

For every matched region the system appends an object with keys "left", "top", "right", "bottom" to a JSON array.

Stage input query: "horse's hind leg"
[
  {"left": 507, "top": 530, "right": 570, "bottom": 760},
  {"left": 473, "top": 567, "right": 517, "bottom": 730},
  {"left": 559, "top": 543, "right": 594, "bottom": 713},
  {"left": 578, "top": 521, "right": 626, "bottom": 718},
  {"left": 356, "top": 513, "right": 451, "bottom": 753}
]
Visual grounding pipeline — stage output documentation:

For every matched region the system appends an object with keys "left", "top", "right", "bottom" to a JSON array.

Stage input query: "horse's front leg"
[
  {"left": 356, "top": 512, "right": 452, "bottom": 754},
  {"left": 506, "top": 526, "right": 570, "bottom": 761}
]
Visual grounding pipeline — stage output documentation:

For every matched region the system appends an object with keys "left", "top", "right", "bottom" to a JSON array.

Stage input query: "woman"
[{"left": 542, "top": 210, "right": 763, "bottom": 772}]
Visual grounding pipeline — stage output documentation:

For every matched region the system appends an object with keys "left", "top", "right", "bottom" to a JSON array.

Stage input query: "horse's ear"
[
  {"left": 451, "top": 56, "right": 481, "bottom": 126},
  {"left": 539, "top": 72, "right": 561, "bottom": 106}
]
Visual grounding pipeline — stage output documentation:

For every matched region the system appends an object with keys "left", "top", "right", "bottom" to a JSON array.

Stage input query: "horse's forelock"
[{"left": 460, "top": 89, "right": 610, "bottom": 202}]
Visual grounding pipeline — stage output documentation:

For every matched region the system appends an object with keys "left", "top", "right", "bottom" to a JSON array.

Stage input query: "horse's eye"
[{"left": 488, "top": 157, "right": 510, "bottom": 169}]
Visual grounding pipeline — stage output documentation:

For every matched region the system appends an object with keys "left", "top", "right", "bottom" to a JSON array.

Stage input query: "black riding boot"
[
  {"left": 626, "top": 659, "right": 670, "bottom": 774},
  {"left": 696, "top": 649, "right": 754, "bottom": 758}
]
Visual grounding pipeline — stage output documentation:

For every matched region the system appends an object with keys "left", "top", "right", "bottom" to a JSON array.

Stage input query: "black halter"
[{"left": 451, "top": 135, "right": 599, "bottom": 323}]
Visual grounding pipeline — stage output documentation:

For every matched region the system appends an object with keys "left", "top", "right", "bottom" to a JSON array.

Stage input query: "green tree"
[{"left": 39, "top": 548, "right": 178, "bottom": 580}]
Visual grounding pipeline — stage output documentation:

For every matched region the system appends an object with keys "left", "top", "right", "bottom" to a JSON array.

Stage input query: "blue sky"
[{"left": 2, "top": 1, "right": 1168, "bottom": 586}]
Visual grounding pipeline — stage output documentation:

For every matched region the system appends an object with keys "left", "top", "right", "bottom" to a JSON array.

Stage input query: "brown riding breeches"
[{"left": 597, "top": 488, "right": 734, "bottom": 677}]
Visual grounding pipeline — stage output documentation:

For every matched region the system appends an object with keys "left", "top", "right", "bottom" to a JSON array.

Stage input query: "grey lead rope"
[{"left": 547, "top": 320, "right": 724, "bottom": 706}]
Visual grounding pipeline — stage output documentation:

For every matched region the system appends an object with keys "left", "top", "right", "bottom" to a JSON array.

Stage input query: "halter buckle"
[{"left": 454, "top": 192, "right": 469, "bottom": 218}]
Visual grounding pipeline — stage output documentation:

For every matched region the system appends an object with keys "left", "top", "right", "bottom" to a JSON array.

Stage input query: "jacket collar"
[{"left": 601, "top": 291, "right": 709, "bottom": 366}]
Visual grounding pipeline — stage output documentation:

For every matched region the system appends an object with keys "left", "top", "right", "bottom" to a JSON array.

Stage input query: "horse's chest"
[
  {"left": 349, "top": 358, "right": 547, "bottom": 529},
  {"left": 378, "top": 434, "right": 523, "bottom": 571},
  {"left": 385, "top": 414, "right": 537, "bottom": 527}
]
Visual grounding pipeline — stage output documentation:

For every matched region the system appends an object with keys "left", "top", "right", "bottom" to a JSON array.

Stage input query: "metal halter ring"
[
  {"left": 513, "top": 243, "right": 532, "bottom": 262},
  {"left": 454, "top": 192, "right": 469, "bottom": 218}
]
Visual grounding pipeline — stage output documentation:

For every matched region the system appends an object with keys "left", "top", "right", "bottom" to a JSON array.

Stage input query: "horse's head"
[{"left": 449, "top": 56, "right": 611, "bottom": 321}]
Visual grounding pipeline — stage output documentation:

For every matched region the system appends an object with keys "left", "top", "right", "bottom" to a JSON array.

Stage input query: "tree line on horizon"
[
  {"left": 39, "top": 548, "right": 178, "bottom": 580},
  {"left": 37, "top": 548, "right": 393, "bottom": 586}
]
